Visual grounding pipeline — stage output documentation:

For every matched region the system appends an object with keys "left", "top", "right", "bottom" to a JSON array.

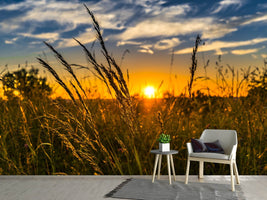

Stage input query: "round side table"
[{"left": 150, "top": 149, "right": 178, "bottom": 184}]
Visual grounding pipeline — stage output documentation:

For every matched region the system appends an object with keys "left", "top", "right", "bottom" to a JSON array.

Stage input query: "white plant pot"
[{"left": 159, "top": 143, "right": 170, "bottom": 152}]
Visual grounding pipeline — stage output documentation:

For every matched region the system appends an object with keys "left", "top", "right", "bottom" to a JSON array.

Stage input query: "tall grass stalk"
[
  {"left": 36, "top": 5, "right": 143, "bottom": 174},
  {"left": 188, "top": 35, "right": 201, "bottom": 99}
]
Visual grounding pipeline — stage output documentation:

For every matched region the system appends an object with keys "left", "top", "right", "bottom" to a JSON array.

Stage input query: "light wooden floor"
[{"left": 0, "top": 175, "right": 266, "bottom": 200}]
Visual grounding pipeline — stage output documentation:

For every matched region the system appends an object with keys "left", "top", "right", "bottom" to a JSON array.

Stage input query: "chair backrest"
[{"left": 200, "top": 129, "right": 237, "bottom": 155}]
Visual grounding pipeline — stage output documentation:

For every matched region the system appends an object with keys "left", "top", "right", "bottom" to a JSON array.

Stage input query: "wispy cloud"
[
  {"left": 5, "top": 0, "right": 131, "bottom": 31},
  {"left": 0, "top": 0, "right": 84, "bottom": 39},
  {"left": 146, "top": 4, "right": 191, "bottom": 17},
  {"left": 215, "top": 49, "right": 228, "bottom": 55},
  {"left": 18, "top": 32, "right": 59, "bottom": 40},
  {"left": 133, "top": 0, "right": 190, "bottom": 17},
  {"left": 212, "top": 0, "right": 243, "bottom": 14},
  {"left": 241, "top": 14, "right": 267, "bottom": 26},
  {"left": 0, "top": 0, "right": 46, "bottom": 11},
  {"left": 57, "top": 28, "right": 95, "bottom": 48},
  {"left": 258, "top": 3, "right": 267, "bottom": 9},
  {"left": 117, "top": 41, "right": 142, "bottom": 46},
  {"left": 202, "top": 24, "right": 237, "bottom": 39},
  {"left": 5, "top": 37, "right": 18, "bottom": 44},
  {"left": 231, "top": 48, "right": 261, "bottom": 55},
  {"left": 118, "top": 17, "right": 236, "bottom": 41},
  {"left": 0, "top": 1, "right": 128, "bottom": 33},
  {"left": 0, "top": 22, "right": 19, "bottom": 33},
  {"left": 138, "top": 45, "right": 154, "bottom": 54},
  {"left": 154, "top": 38, "right": 181, "bottom": 50},
  {"left": 175, "top": 38, "right": 267, "bottom": 55},
  {"left": 0, "top": 0, "right": 135, "bottom": 50}
]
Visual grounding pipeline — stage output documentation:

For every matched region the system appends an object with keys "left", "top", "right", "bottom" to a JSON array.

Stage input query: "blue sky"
[{"left": 0, "top": 0, "right": 267, "bottom": 96}]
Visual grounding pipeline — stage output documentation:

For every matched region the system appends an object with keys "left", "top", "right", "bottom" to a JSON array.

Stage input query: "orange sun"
[{"left": 144, "top": 86, "right": 156, "bottom": 98}]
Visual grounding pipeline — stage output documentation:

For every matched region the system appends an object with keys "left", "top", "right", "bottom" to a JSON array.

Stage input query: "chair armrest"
[
  {"left": 186, "top": 142, "right": 193, "bottom": 155},
  {"left": 229, "top": 144, "right": 237, "bottom": 160}
]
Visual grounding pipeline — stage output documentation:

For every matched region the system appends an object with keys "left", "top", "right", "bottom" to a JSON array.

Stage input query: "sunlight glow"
[
  {"left": 144, "top": 86, "right": 156, "bottom": 98},
  {"left": 13, "top": 90, "right": 20, "bottom": 96}
]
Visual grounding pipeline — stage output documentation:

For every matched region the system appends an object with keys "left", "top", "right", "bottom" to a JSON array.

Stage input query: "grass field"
[{"left": 0, "top": 92, "right": 266, "bottom": 175}]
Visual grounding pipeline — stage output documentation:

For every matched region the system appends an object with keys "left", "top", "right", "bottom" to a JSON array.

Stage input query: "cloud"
[
  {"left": 133, "top": 0, "right": 189, "bottom": 16},
  {"left": 117, "top": 40, "right": 142, "bottom": 46},
  {"left": 5, "top": 37, "right": 18, "bottom": 44},
  {"left": 158, "top": 4, "right": 191, "bottom": 17},
  {"left": 57, "top": 28, "right": 95, "bottom": 48},
  {"left": 175, "top": 38, "right": 267, "bottom": 54},
  {"left": 0, "top": 0, "right": 130, "bottom": 35},
  {"left": 0, "top": 22, "right": 19, "bottom": 33},
  {"left": 118, "top": 38, "right": 181, "bottom": 53},
  {"left": 212, "top": 0, "right": 243, "bottom": 14},
  {"left": 138, "top": 49, "right": 154, "bottom": 54},
  {"left": 0, "top": 0, "right": 247, "bottom": 48},
  {"left": 21, "top": 0, "right": 130, "bottom": 30},
  {"left": 0, "top": 0, "right": 265, "bottom": 56},
  {"left": 138, "top": 45, "right": 154, "bottom": 54},
  {"left": 119, "top": 20, "right": 176, "bottom": 40},
  {"left": 18, "top": 32, "right": 59, "bottom": 40},
  {"left": 258, "top": 3, "right": 267, "bottom": 9},
  {"left": 117, "top": 11, "right": 241, "bottom": 42},
  {"left": 0, "top": 0, "right": 136, "bottom": 52},
  {"left": 241, "top": 14, "right": 267, "bottom": 26},
  {"left": 118, "top": 17, "right": 233, "bottom": 41},
  {"left": 29, "top": 41, "right": 42, "bottom": 45},
  {"left": 154, "top": 38, "right": 181, "bottom": 50},
  {"left": 231, "top": 48, "right": 260, "bottom": 55},
  {"left": 0, "top": 0, "right": 46, "bottom": 11},
  {"left": 145, "top": 3, "right": 191, "bottom": 17},
  {"left": 202, "top": 25, "right": 237, "bottom": 39},
  {"left": 0, "top": 0, "right": 84, "bottom": 35},
  {"left": 215, "top": 49, "right": 228, "bottom": 55}
]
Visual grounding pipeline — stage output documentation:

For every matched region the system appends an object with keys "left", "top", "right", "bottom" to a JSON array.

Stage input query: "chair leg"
[
  {"left": 233, "top": 161, "right": 240, "bottom": 184},
  {"left": 230, "top": 162, "right": 235, "bottom": 191},
  {"left": 185, "top": 159, "right": 190, "bottom": 184},
  {"left": 199, "top": 161, "right": 204, "bottom": 179}
]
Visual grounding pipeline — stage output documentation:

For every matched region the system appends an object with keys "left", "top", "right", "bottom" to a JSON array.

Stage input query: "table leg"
[
  {"left": 167, "top": 154, "right": 172, "bottom": 184},
  {"left": 170, "top": 154, "right": 176, "bottom": 181},
  {"left": 152, "top": 154, "right": 159, "bottom": 183},
  {"left": 157, "top": 154, "right": 162, "bottom": 179}
]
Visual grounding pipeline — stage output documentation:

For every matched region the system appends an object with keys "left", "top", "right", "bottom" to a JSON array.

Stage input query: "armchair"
[{"left": 185, "top": 129, "right": 240, "bottom": 191}]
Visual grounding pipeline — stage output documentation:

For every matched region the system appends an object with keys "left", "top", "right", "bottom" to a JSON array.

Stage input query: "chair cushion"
[
  {"left": 190, "top": 152, "right": 230, "bottom": 160},
  {"left": 191, "top": 138, "right": 207, "bottom": 152},
  {"left": 205, "top": 140, "right": 225, "bottom": 154}
]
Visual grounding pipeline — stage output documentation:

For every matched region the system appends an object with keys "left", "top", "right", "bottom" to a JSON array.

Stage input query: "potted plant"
[{"left": 158, "top": 133, "right": 171, "bottom": 152}]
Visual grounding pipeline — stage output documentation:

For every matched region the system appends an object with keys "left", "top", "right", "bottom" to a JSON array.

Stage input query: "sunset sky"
[{"left": 0, "top": 0, "right": 267, "bottom": 97}]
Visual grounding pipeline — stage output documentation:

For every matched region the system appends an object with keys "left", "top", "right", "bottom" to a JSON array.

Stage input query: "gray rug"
[{"left": 105, "top": 178, "right": 245, "bottom": 200}]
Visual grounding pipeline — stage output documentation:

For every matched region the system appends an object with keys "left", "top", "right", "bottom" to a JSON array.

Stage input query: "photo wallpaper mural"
[{"left": 0, "top": 0, "right": 266, "bottom": 175}]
